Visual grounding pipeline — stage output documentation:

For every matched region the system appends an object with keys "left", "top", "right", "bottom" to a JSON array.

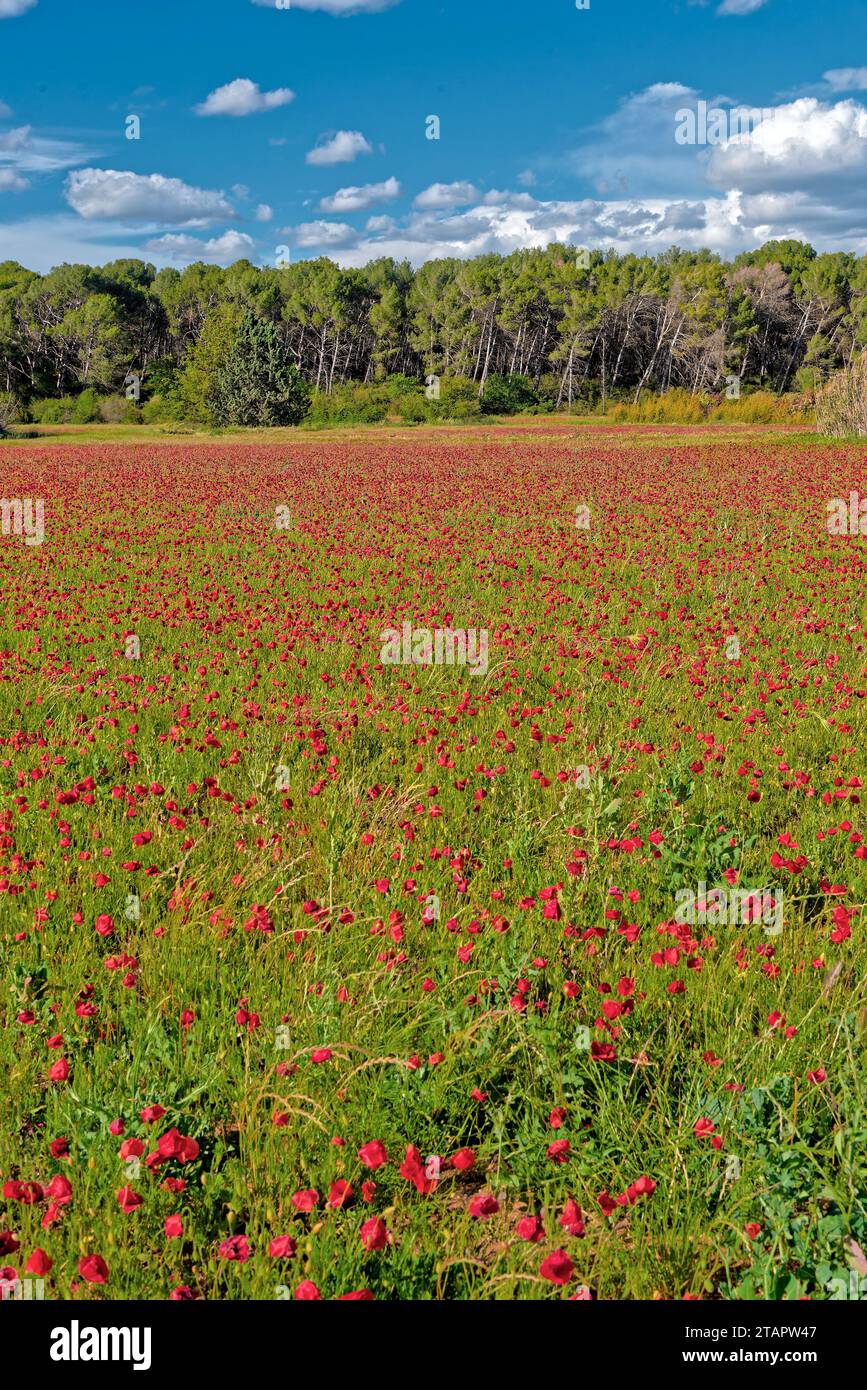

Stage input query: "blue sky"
[{"left": 1, "top": 0, "right": 866, "bottom": 271}]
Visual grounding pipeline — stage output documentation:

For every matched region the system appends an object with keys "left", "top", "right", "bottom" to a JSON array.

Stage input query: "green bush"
[
  {"left": 140, "top": 393, "right": 187, "bottom": 424},
  {"left": 29, "top": 396, "right": 75, "bottom": 424},
  {"left": 307, "top": 382, "right": 391, "bottom": 426},
  {"left": 423, "top": 374, "right": 481, "bottom": 421},
  {"left": 480, "top": 373, "right": 537, "bottom": 415},
  {"left": 71, "top": 388, "right": 101, "bottom": 423}
]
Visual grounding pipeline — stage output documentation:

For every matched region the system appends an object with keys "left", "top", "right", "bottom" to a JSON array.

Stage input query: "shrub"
[
  {"left": 480, "top": 373, "right": 537, "bottom": 415},
  {"left": 71, "top": 388, "right": 101, "bottom": 424},
  {"left": 424, "top": 375, "right": 481, "bottom": 421},
  {"left": 29, "top": 396, "right": 75, "bottom": 424},
  {"left": 99, "top": 395, "right": 141, "bottom": 424},
  {"left": 815, "top": 353, "right": 867, "bottom": 438},
  {"left": 140, "top": 394, "right": 187, "bottom": 424},
  {"left": 307, "top": 382, "right": 391, "bottom": 426}
]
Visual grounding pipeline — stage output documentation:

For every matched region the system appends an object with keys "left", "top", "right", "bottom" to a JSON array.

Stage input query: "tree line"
[{"left": 1, "top": 238, "right": 866, "bottom": 419}]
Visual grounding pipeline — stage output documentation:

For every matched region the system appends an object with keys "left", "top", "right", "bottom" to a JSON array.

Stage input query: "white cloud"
[
  {"left": 291, "top": 220, "right": 359, "bottom": 248},
  {"left": 287, "top": 174, "right": 867, "bottom": 268},
  {"left": 413, "top": 181, "right": 479, "bottom": 209},
  {"left": 305, "top": 130, "right": 372, "bottom": 165},
  {"left": 65, "top": 169, "right": 233, "bottom": 225},
  {"left": 716, "top": 0, "right": 768, "bottom": 12},
  {"left": 707, "top": 97, "right": 867, "bottom": 191},
  {"left": 319, "top": 175, "right": 400, "bottom": 212},
  {"left": 823, "top": 68, "right": 867, "bottom": 92},
  {"left": 0, "top": 124, "right": 96, "bottom": 174},
  {"left": 0, "top": 0, "right": 37, "bottom": 15},
  {"left": 0, "top": 168, "right": 28, "bottom": 190},
  {"left": 0, "top": 214, "right": 148, "bottom": 271},
  {"left": 195, "top": 78, "right": 295, "bottom": 117},
  {"left": 231, "top": 183, "right": 251, "bottom": 200},
  {"left": 143, "top": 229, "right": 258, "bottom": 265},
  {"left": 255, "top": 203, "right": 274, "bottom": 221},
  {"left": 0, "top": 100, "right": 11, "bottom": 118},
  {"left": 251, "top": 0, "right": 400, "bottom": 13}
]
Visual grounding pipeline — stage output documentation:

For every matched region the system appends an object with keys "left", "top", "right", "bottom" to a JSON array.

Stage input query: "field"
[{"left": 0, "top": 421, "right": 864, "bottom": 1302}]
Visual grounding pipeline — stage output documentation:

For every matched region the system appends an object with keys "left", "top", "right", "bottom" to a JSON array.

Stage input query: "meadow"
[{"left": 0, "top": 420, "right": 864, "bottom": 1301}]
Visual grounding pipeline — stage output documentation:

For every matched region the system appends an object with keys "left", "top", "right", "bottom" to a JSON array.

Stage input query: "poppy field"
[{"left": 0, "top": 421, "right": 865, "bottom": 1303}]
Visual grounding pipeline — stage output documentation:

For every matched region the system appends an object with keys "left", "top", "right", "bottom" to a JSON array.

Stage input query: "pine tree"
[{"left": 212, "top": 310, "right": 310, "bottom": 427}]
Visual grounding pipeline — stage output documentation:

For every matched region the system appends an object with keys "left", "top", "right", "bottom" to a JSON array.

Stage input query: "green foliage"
[
  {"left": 178, "top": 302, "right": 243, "bottom": 424},
  {"left": 425, "top": 374, "right": 481, "bottom": 420},
  {"left": 28, "top": 396, "right": 75, "bottom": 424},
  {"left": 306, "top": 373, "right": 481, "bottom": 427},
  {"left": 4, "top": 239, "right": 867, "bottom": 427},
  {"left": 211, "top": 310, "right": 310, "bottom": 428},
  {"left": 480, "top": 373, "right": 537, "bottom": 415},
  {"left": 140, "top": 393, "right": 186, "bottom": 424},
  {"left": 70, "top": 387, "right": 101, "bottom": 423}
]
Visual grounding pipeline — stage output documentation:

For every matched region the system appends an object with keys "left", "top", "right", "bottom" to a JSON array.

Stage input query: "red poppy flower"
[
  {"left": 360, "top": 1217, "right": 389, "bottom": 1251},
  {"left": 78, "top": 1254, "right": 109, "bottom": 1284},
  {"left": 540, "top": 1249, "right": 574, "bottom": 1285},
  {"left": 357, "top": 1140, "right": 388, "bottom": 1169}
]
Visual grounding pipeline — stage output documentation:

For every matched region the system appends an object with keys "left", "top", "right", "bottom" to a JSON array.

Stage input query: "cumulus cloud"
[
  {"left": 0, "top": 0, "right": 37, "bottom": 15},
  {"left": 65, "top": 169, "right": 233, "bottom": 225},
  {"left": 287, "top": 171, "right": 867, "bottom": 268},
  {"left": 195, "top": 78, "right": 295, "bottom": 117},
  {"left": 255, "top": 203, "right": 274, "bottom": 221},
  {"left": 306, "top": 130, "right": 373, "bottom": 165},
  {"left": 251, "top": 0, "right": 400, "bottom": 13},
  {"left": 0, "top": 168, "right": 28, "bottom": 190},
  {"left": 291, "top": 219, "right": 360, "bottom": 248},
  {"left": 143, "top": 229, "right": 258, "bottom": 264},
  {"left": 414, "top": 181, "right": 480, "bottom": 209},
  {"left": 319, "top": 175, "right": 400, "bottom": 212},
  {"left": 706, "top": 97, "right": 867, "bottom": 191}
]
